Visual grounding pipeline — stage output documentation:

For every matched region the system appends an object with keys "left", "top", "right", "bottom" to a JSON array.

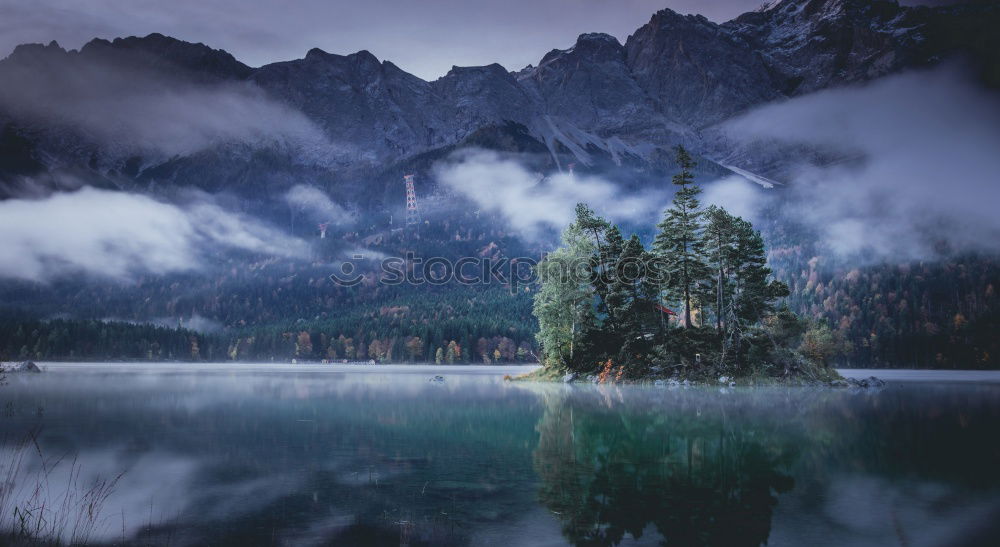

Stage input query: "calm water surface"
[{"left": 1, "top": 363, "right": 999, "bottom": 546}]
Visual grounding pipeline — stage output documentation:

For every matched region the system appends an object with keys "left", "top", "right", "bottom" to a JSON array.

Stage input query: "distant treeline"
[
  {"left": 0, "top": 285, "right": 539, "bottom": 364},
  {"left": 2, "top": 254, "right": 998, "bottom": 368},
  {"left": 777, "top": 254, "right": 1000, "bottom": 369},
  {"left": 223, "top": 285, "right": 538, "bottom": 364},
  {"left": 0, "top": 315, "right": 209, "bottom": 362}
]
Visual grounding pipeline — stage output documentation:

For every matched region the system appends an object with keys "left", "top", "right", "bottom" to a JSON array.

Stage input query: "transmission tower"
[{"left": 403, "top": 174, "right": 420, "bottom": 226}]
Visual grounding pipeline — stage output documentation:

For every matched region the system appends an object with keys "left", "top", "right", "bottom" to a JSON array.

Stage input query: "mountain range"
[{"left": 0, "top": 0, "right": 998, "bottom": 209}]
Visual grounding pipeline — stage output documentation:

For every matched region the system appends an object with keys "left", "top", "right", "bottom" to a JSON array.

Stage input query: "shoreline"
[
  {"left": 22, "top": 362, "right": 542, "bottom": 376},
  {"left": 836, "top": 369, "right": 1000, "bottom": 383},
  {"left": 14, "top": 362, "right": 1000, "bottom": 383}
]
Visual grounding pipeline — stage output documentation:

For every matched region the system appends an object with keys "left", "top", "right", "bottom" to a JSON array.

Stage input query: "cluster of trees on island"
[{"left": 533, "top": 147, "right": 838, "bottom": 381}]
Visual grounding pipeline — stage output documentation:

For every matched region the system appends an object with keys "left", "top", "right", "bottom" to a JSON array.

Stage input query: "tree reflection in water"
[{"left": 533, "top": 388, "right": 799, "bottom": 546}]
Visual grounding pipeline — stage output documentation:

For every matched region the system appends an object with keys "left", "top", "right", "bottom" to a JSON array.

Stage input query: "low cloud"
[
  {"left": 724, "top": 65, "right": 1000, "bottom": 262},
  {"left": 105, "top": 313, "right": 225, "bottom": 333},
  {"left": 0, "top": 186, "right": 307, "bottom": 281},
  {"left": 701, "top": 176, "right": 766, "bottom": 223},
  {"left": 434, "top": 149, "right": 665, "bottom": 240},
  {"left": 284, "top": 184, "right": 353, "bottom": 224},
  {"left": 0, "top": 45, "right": 331, "bottom": 159}
]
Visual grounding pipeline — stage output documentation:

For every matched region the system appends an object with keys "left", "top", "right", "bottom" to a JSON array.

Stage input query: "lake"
[{"left": 2, "top": 364, "right": 999, "bottom": 546}]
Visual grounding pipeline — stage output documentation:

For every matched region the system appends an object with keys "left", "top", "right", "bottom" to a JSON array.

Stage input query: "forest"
[{"left": 0, "top": 284, "right": 537, "bottom": 364}]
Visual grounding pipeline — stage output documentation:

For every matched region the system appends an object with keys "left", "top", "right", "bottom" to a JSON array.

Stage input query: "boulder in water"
[
  {"left": 847, "top": 376, "right": 886, "bottom": 389},
  {"left": 2, "top": 361, "right": 42, "bottom": 373}
]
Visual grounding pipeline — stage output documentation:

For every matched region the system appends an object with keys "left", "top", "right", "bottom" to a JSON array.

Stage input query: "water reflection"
[
  {"left": 531, "top": 384, "right": 1000, "bottom": 547},
  {"left": 1, "top": 367, "right": 544, "bottom": 546},
  {"left": 1, "top": 366, "right": 999, "bottom": 546},
  {"left": 533, "top": 389, "right": 797, "bottom": 546}
]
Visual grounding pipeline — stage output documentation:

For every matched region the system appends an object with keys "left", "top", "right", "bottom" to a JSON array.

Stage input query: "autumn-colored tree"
[
  {"left": 477, "top": 337, "right": 491, "bottom": 363},
  {"left": 368, "top": 339, "right": 384, "bottom": 361},
  {"left": 405, "top": 336, "right": 424, "bottom": 362},
  {"left": 296, "top": 331, "right": 312, "bottom": 358}
]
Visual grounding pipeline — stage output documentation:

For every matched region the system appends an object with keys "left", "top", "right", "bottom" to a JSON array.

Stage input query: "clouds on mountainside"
[
  {"left": 0, "top": 49, "right": 331, "bottom": 158},
  {"left": 434, "top": 149, "right": 666, "bottom": 241},
  {"left": 701, "top": 176, "right": 766, "bottom": 223},
  {"left": 284, "top": 185, "right": 354, "bottom": 225},
  {"left": 436, "top": 64, "right": 1000, "bottom": 261},
  {"left": 103, "top": 313, "right": 224, "bottom": 333},
  {"left": 724, "top": 65, "right": 1000, "bottom": 261},
  {"left": 0, "top": 187, "right": 307, "bottom": 281}
]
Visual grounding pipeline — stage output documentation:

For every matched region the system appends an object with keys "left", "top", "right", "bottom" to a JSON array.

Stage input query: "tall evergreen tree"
[
  {"left": 592, "top": 225, "right": 625, "bottom": 327},
  {"left": 654, "top": 146, "right": 709, "bottom": 329},
  {"left": 574, "top": 203, "right": 610, "bottom": 260},
  {"left": 606, "top": 234, "right": 659, "bottom": 368},
  {"left": 701, "top": 206, "right": 738, "bottom": 336},
  {"left": 727, "top": 217, "right": 790, "bottom": 365}
]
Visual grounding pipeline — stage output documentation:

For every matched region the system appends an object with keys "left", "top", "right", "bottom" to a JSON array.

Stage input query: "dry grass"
[{"left": 0, "top": 430, "right": 123, "bottom": 546}]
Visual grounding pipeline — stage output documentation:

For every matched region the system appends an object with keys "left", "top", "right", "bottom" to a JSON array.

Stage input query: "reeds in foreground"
[{"left": 0, "top": 430, "right": 123, "bottom": 545}]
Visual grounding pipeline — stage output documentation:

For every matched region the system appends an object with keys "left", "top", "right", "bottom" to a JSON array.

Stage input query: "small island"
[{"left": 526, "top": 147, "right": 844, "bottom": 386}]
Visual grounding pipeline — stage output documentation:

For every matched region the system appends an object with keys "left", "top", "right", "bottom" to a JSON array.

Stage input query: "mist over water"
[{"left": 2, "top": 365, "right": 999, "bottom": 546}]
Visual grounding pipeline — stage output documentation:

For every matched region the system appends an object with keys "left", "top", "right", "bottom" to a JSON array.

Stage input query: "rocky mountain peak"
[
  {"left": 641, "top": 7, "right": 717, "bottom": 33},
  {"left": 347, "top": 49, "right": 381, "bottom": 67},
  {"left": 5, "top": 40, "right": 66, "bottom": 63},
  {"left": 534, "top": 33, "right": 623, "bottom": 70},
  {"left": 725, "top": 0, "right": 914, "bottom": 94},
  {"left": 625, "top": 6, "right": 779, "bottom": 125},
  {"left": 78, "top": 32, "right": 253, "bottom": 80},
  {"left": 303, "top": 47, "right": 379, "bottom": 67},
  {"left": 442, "top": 63, "right": 512, "bottom": 80},
  {"left": 304, "top": 47, "right": 329, "bottom": 60},
  {"left": 435, "top": 63, "right": 533, "bottom": 131},
  {"left": 747, "top": 0, "right": 903, "bottom": 24},
  {"left": 571, "top": 33, "right": 624, "bottom": 56}
]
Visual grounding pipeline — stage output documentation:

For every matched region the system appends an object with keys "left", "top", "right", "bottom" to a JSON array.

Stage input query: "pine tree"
[
  {"left": 701, "top": 206, "right": 738, "bottom": 336},
  {"left": 727, "top": 217, "right": 790, "bottom": 365},
  {"left": 606, "top": 234, "right": 659, "bottom": 369},
  {"left": 592, "top": 225, "right": 625, "bottom": 327},
  {"left": 653, "top": 146, "right": 708, "bottom": 329},
  {"left": 574, "top": 203, "right": 610, "bottom": 257}
]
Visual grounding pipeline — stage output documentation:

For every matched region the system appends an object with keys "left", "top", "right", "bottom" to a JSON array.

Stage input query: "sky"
[{"left": 0, "top": 0, "right": 955, "bottom": 81}]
